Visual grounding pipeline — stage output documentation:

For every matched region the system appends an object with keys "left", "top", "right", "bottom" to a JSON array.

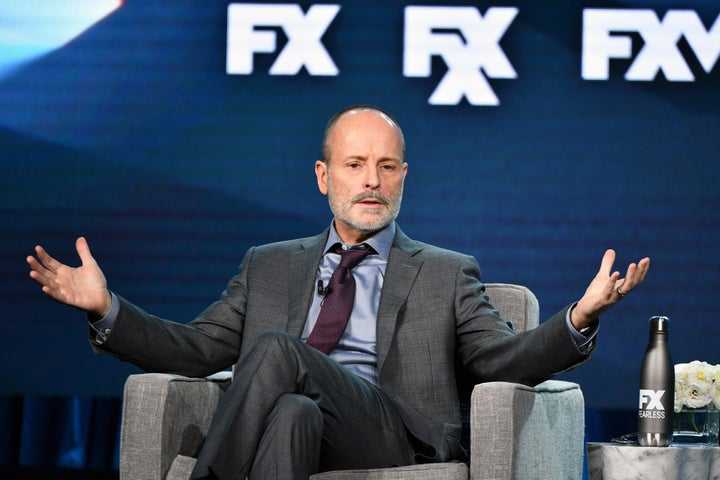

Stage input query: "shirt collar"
[{"left": 324, "top": 221, "right": 395, "bottom": 260}]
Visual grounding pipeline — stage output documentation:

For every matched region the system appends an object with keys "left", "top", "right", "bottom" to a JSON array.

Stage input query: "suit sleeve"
[
  {"left": 88, "top": 247, "right": 256, "bottom": 377},
  {"left": 453, "top": 255, "right": 594, "bottom": 386}
]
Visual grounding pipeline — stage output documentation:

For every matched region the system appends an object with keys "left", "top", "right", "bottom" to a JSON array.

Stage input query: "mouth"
[
  {"left": 358, "top": 199, "right": 385, "bottom": 207},
  {"left": 354, "top": 193, "right": 388, "bottom": 208}
]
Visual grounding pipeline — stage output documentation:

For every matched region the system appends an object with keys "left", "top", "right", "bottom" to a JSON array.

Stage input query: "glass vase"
[{"left": 672, "top": 405, "right": 719, "bottom": 445}]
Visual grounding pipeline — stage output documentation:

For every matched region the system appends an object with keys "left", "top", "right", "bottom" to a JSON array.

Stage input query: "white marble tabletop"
[{"left": 587, "top": 442, "right": 720, "bottom": 480}]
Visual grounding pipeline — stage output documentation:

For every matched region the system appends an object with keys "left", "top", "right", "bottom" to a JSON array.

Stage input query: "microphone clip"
[{"left": 317, "top": 280, "right": 332, "bottom": 296}]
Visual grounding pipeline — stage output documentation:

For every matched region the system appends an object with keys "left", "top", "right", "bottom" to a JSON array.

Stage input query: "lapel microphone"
[{"left": 317, "top": 280, "right": 332, "bottom": 296}]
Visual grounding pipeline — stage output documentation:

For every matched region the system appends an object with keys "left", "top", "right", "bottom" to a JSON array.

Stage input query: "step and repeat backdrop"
[{"left": 1, "top": 0, "right": 718, "bottom": 409}]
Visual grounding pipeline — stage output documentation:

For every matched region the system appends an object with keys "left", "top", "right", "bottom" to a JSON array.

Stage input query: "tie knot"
[{"left": 334, "top": 243, "right": 373, "bottom": 270}]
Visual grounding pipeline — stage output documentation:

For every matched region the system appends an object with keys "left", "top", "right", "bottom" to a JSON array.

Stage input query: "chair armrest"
[
  {"left": 120, "top": 372, "right": 231, "bottom": 480},
  {"left": 470, "top": 380, "right": 584, "bottom": 480}
]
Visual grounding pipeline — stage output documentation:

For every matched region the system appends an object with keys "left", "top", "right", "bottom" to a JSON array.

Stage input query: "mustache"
[{"left": 352, "top": 191, "right": 390, "bottom": 205}]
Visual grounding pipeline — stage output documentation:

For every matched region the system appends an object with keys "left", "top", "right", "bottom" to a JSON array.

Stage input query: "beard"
[{"left": 327, "top": 183, "right": 403, "bottom": 234}]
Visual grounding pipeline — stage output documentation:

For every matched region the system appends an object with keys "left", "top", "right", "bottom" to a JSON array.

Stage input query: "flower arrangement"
[{"left": 674, "top": 361, "right": 720, "bottom": 412}]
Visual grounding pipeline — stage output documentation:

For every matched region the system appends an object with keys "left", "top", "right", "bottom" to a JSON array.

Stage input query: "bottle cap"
[{"left": 649, "top": 316, "right": 670, "bottom": 332}]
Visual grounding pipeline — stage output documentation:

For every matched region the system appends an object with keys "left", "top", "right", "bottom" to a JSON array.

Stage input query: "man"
[{"left": 27, "top": 105, "right": 650, "bottom": 479}]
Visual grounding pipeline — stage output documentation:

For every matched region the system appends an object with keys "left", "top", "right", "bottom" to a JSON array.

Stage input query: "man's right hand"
[{"left": 27, "top": 236, "right": 112, "bottom": 318}]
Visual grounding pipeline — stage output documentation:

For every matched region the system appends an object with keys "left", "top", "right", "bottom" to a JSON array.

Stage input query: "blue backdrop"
[{"left": 1, "top": 0, "right": 718, "bottom": 427}]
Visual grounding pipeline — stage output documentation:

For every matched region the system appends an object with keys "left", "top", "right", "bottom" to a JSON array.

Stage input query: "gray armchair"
[{"left": 119, "top": 283, "right": 585, "bottom": 480}]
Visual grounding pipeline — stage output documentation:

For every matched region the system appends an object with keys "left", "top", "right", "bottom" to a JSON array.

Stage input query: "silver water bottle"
[{"left": 637, "top": 316, "right": 674, "bottom": 446}]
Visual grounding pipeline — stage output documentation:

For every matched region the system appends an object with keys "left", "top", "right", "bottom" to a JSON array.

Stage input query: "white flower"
[
  {"left": 675, "top": 361, "right": 716, "bottom": 409},
  {"left": 674, "top": 363, "right": 690, "bottom": 412},
  {"left": 711, "top": 364, "right": 720, "bottom": 410}
]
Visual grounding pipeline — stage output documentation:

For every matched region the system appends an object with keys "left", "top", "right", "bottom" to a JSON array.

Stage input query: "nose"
[{"left": 364, "top": 166, "right": 381, "bottom": 190}]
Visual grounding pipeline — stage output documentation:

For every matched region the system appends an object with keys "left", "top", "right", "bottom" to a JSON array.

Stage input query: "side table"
[{"left": 587, "top": 442, "right": 720, "bottom": 480}]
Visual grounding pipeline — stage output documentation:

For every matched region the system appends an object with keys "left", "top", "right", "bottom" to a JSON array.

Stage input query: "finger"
[
  {"left": 636, "top": 257, "right": 650, "bottom": 282},
  {"left": 619, "top": 257, "right": 651, "bottom": 291},
  {"left": 26, "top": 254, "right": 44, "bottom": 273},
  {"left": 27, "top": 264, "right": 47, "bottom": 285},
  {"left": 597, "top": 249, "right": 616, "bottom": 277},
  {"left": 40, "top": 282, "right": 65, "bottom": 303},
  {"left": 615, "top": 278, "right": 629, "bottom": 298},
  {"left": 27, "top": 253, "right": 56, "bottom": 283},
  {"left": 622, "top": 263, "right": 638, "bottom": 288},
  {"left": 34, "top": 245, "right": 61, "bottom": 273},
  {"left": 28, "top": 264, "right": 58, "bottom": 293},
  {"left": 76, "top": 237, "right": 96, "bottom": 266},
  {"left": 606, "top": 270, "right": 620, "bottom": 295}
]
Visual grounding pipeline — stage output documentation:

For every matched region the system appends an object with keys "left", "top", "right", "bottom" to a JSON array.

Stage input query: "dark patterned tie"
[{"left": 306, "top": 243, "right": 372, "bottom": 354}]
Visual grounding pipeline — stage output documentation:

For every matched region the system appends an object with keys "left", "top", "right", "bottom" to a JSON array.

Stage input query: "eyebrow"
[{"left": 344, "top": 155, "right": 402, "bottom": 163}]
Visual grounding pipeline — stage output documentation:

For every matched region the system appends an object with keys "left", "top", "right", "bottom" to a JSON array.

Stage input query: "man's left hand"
[{"left": 571, "top": 249, "right": 651, "bottom": 330}]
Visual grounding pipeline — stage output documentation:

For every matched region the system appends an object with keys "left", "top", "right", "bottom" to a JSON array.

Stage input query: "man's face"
[{"left": 315, "top": 110, "right": 407, "bottom": 244}]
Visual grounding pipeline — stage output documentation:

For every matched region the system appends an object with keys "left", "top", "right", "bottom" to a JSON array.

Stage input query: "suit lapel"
[
  {"left": 376, "top": 228, "right": 423, "bottom": 374},
  {"left": 286, "top": 231, "right": 328, "bottom": 337}
]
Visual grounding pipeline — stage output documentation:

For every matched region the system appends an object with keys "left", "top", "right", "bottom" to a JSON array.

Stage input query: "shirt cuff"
[
  {"left": 89, "top": 292, "right": 119, "bottom": 343},
  {"left": 565, "top": 303, "right": 599, "bottom": 350}
]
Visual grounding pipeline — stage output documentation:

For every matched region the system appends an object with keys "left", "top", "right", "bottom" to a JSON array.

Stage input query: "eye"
[
  {"left": 348, "top": 162, "right": 361, "bottom": 169},
  {"left": 380, "top": 163, "right": 398, "bottom": 171}
]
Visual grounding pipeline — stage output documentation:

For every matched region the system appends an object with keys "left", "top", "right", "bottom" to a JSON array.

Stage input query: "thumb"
[{"left": 76, "top": 236, "right": 97, "bottom": 266}]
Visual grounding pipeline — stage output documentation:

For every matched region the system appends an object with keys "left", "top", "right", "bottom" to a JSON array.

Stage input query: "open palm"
[
  {"left": 27, "top": 237, "right": 111, "bottom": 317},
  {"left": 572, "top": 249, "right": 651, "bottom": 329}
]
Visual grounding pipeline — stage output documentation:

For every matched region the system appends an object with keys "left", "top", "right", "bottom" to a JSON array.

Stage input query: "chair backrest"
[{"left": 484, "top": 283, "right": 540, "bottom": 333}]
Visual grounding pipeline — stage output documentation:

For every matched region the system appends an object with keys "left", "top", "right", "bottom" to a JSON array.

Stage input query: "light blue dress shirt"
[{"left": 300, "top": 222, "right": 396, "bottom": 385}]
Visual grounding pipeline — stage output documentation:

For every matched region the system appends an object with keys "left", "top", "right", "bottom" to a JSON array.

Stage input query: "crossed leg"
[{"left": 190, "top": 331, "right": 414, "bottom": 480}]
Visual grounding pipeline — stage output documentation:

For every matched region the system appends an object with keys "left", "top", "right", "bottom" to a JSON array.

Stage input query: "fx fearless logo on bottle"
[{"left": 638, "top": 389, "right": 667, "bottom": 419}]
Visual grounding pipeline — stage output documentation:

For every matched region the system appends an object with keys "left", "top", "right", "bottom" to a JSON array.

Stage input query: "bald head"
[{"left": 321, "top": 105, "right": 405, "bottom": 164}]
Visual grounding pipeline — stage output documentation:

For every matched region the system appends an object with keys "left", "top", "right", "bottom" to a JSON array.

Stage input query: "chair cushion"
[
  {"left": 310, "top": 462, "right": 468, "bottom": 480},
  {"left": 162, "top": 456, "right": 468, "bottom": 480},
  {"left": 166, "top": 455, "right": 197, "bottom": 480}
]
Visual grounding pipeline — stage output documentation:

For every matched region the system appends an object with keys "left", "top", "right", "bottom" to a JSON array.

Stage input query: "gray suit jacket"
[{"left": 92, "top": 226, "right": 592, "bottom": 462}]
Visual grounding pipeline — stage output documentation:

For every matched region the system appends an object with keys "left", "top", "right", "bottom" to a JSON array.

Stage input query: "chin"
[{"left": 355, "top": 218, "right": 393, "bottom": 233}]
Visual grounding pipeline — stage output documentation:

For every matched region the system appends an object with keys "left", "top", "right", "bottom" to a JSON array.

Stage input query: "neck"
[{"left": 333, "top": 220, "right": 385, "bottom": 245}]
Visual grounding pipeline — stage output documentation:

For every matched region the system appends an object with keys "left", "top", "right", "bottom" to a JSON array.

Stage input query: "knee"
[
  {"left": 233, "top": 330, "right": 329, "bottom": 393},
  {"left": 270, "top": 394, "right": 323, "bottom": 431},
  {"left": 238, "top": 330, "right": 309, "bottom": 377},
  {"left": 254, "top": 330, "right": 304, "bottom": 354}
]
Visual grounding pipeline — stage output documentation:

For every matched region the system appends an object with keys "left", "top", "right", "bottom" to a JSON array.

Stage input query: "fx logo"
[
  {"left": 403, "top": 6, "right": 518, "bottom": 106},
  {"left": 639, "top": 389, "right": 666, "bottom": 410},
  {"left": 226, "top": 3, "right": 340, "bottom": 75},
  {"left": 582, "top": 9, "right": 720, "bottom": 81}
]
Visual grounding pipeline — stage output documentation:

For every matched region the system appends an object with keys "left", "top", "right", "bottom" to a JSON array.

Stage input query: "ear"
[{"left": 315, "top": 160, "right": 328, "bottom": 195}]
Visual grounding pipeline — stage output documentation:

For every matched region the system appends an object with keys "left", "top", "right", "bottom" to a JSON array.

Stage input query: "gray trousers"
[{"left": 190, "top": 331, "right": 415, "bottom": 480}]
